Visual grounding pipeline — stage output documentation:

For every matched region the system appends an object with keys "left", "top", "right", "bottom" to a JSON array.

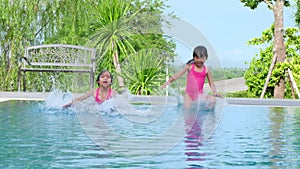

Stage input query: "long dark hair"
[{"left": 186, "top": 59, "right": 194, "bottom": 64}]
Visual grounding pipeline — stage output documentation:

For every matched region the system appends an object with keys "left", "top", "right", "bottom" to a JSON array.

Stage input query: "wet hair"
[
  {"left": 186, "top": 45, "right": 208, "bottom": 64},
  {"left": 193, "top": 45, "right": 208, "bottom": 59},
  {"left": 186, "top": 59, "right": 194, "bottom": 64},
  {"left": 96, "top": 70, "right": 113, "bottom": 86}
]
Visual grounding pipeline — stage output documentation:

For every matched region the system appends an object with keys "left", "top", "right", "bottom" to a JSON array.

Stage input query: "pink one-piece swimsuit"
[
  {"left": 95, "top": 87, "right": 112, "bottom": 104},
  {"left": 185, "top": 64, "right": 207, "bottom": 101}
]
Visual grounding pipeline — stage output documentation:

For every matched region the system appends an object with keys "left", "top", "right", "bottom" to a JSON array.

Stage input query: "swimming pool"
[{"left": 1, "top": 99, "right": 300, "bottom": 168}]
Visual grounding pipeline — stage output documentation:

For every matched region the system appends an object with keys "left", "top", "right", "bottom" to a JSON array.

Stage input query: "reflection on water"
[
  {"left": 268, "top": 107, "right": 300, "bottom": 168},
  {"left": 268, "top": 107, "right": 286, "bottom": 167},
  {"left": 184, "top": 109, "right": 206, "bottom": 167},
  {"left": 0, "top": 98, "right": 300, "bottom": 168}
]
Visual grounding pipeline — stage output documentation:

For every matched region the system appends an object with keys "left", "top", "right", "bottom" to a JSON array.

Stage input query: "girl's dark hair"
[
  {"left": 186, "top": 45, "right": 208, "bottom": 64},
  {"left": 96, "top": 70, "right": 113, "bottom": 86},
  {"left": 186, "top": 59, "right": 194, "bottom": 64},
  {"left": 193, "top": 45, "right": 208, "bottom": 59}
]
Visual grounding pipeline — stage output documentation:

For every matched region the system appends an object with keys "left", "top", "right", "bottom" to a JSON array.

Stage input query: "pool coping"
[
  {"left": 0, "top": 91, "right": 299, "bottom": 106},
  {"left": 225, "top": 97, "right": 300, "bottom": 107},
  {"left": 0, "top": 92, "right": 48, "bottom": 102}
]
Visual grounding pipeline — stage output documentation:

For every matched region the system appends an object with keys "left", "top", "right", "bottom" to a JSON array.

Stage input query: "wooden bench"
[{"left": 18, "top": 44, "right": 96, "bottom": 92}]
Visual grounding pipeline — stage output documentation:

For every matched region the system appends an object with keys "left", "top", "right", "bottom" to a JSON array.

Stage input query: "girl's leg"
[
  {"left": 184, "top": 94, "right": 193, "bottom": 108},
  {"left": 205, "top": 94, "right": 217, "bottom": 110}
]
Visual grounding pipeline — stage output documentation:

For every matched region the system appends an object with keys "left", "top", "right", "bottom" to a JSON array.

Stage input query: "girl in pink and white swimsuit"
[{"left": 161, "top": 45, "right": 222, "bottom": 108}]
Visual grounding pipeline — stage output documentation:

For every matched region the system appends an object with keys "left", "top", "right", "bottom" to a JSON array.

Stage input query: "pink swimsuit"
[
  {"left": 185, "top": 64, "right": 207, "bottom": 101},
  {"left": 95, "top": 88, "right": 113, "bottom": 104}
]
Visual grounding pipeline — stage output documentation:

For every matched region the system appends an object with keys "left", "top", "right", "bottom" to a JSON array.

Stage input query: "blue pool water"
[{"left": 0, "top": 100, "right": 300, "bottom": 168}]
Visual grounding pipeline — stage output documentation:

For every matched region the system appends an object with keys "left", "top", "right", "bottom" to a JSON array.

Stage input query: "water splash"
[
  {"left": 42, "top": 87, "right": 224, "bottom": 143},
  {"left": 44, "top": 89, "right": 73, "bottom": 109}
]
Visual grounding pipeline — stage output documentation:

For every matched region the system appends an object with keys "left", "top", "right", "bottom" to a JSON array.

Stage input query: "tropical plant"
[
  {"left": 87, "top": 0, "right": 141, "bottom": 88},
  {"left": 86, "top": 0, "right": 171, "bottom": 90},
  {"left": 119, "top": 49, "right": 165, "bottom": 95}
]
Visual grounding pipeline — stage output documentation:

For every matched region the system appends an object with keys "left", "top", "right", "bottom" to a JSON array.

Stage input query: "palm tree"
[{"left": 87, "top": 0, "right": 145, "bottom": 88}]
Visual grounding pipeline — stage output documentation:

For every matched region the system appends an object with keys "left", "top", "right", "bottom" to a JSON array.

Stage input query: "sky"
[{"left": 163, "top": 0, "right": 297, "bottom": 68}]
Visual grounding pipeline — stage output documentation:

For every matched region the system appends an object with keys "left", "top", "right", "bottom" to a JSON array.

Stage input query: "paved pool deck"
[{"left": 203, "top": 77, "right": 248, "bottom": 93}]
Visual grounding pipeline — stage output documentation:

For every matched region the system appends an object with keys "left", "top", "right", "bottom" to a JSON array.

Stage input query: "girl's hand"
[
  {"left": 161, "top": 81, "right": 170, "bottom": 88},
  {"left": 213, "top": 93, "right": 223, "bottom": 98},
  {"left": 62, "top": 102, "right": 72, "bottom": 108}
]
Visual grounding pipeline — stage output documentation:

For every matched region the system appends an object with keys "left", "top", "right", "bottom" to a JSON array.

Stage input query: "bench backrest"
[
  {"left": 18, "top": 44, "right": 96, "bottom": 91},
  {"left": 23, "top": 44, "right": 95, "bottom": 68}
]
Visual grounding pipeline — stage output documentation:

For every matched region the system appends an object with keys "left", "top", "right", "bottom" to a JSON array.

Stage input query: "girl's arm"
[
  {"left": 206, "top": 68, "right": 222, "bottom": 97},
  {"left": 62, "top": 89, "right": 94, "bottom": 108},
  {"left": 161, "top": 64, "right": 190, "bottom": 88},
  {"left": 111, "top": 89, "right": 118, "bottom": 97}
]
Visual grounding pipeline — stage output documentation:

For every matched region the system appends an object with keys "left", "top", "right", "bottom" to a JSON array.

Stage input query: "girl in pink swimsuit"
[
  {"left": 63, "top": 70, "right": 116, "bottom": 107},
  {"left": 161, "top": 45, "right": 222, "bottom": 108},
  {"left": 95, "top": 87, "right": 113, "bottom": 104},
  {"left": 185, "top": 63, "right": 207, "bottom": 101}
]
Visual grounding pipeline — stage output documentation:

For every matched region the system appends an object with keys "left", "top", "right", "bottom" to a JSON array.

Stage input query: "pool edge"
[
  {"left": 0, "top": 92, "right": 47, "bottom": 102},
  {"left": 0, "top": 92, "right": 299, "bottom": 106},
  {"left": 226, "top": 98, "right": 300, "bottom": 107}
]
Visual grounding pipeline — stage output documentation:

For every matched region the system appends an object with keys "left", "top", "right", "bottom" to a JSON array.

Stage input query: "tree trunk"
[
  {"left": 111, "top": 41, "right": 125, "bottom": 88},
  {"left": 114, "top": 54, "right": 125, "bottom": 87},
  {"left": 273, "top": 0, "right": 286, "bottom": 99}
]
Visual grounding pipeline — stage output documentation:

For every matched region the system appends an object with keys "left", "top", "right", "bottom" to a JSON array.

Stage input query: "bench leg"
[
  {"left": 90, "top": 72, "right": 94, "bottom": 90},
  {"left": 17, "top": 68, "right": 21, "bottom": 92},
  {"left": 23, "top": 71, "right": 26, "bottom": 92}
]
